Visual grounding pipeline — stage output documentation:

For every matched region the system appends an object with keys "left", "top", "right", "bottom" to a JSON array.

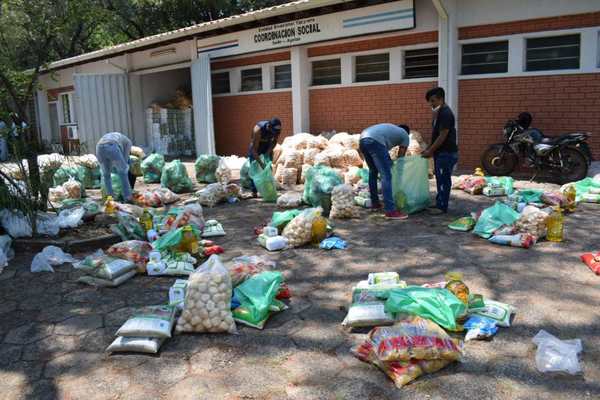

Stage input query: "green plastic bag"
[
  {"left": 303, "top": 164, "right": 343, "bottom": 212},
  {"left": 270, "top": 209, "right": 302, "bottom": 231},
  {"left": 101, "top": 173, "right": 124, "bottom": 201},
  {"left": 391, "top": 156, "right": 430, "bottom": 214},
  {"left": 53, "top": 165, "right": 90, "bottom": 187},
  {"left": 232, "top": 271, "right": 284, "bottom": 329},
  {"left": 384, "top": 286, "right": 467, "bottom": 331},
  {"left": 562, "top": 177, "right": 600, "bottom": 202},
  {"left": 111, "top": 212, "right": 145, "bottom": 241},
  {"left": 513, "top": 189, "right": 543, "bottom": 204},
  {"left": 485, "top": 176, "right": 514, "bottom": 195},
  {"left": 249, "top": 157, "right": 278, "bottom": 202},
  {"left": 358, "top": 168, "right": 369, "bottom": 183},
  {"left": 239, "top": 160, "right": 253, "bottom": 190},
  {"left": 152, "top": 225, "right": 201, "bottom": 252},
  {"left": 129, "top": 155, "right": 142, "bottom": 177},
  {"left": 194, "top": 155, "right": 220, "bottom": 183},
  {"left": 89, "top": 165, "right": 102, "bottom": 189},
  {"left": 141, "top": 153, "right": 165, "bottom": 184},
  {"left": 161, "top": 159, "right": 194, "bottom": 194},
  {"left": 473, "top": 201, "right": 520, "bottom": 239},
  {"left": 448, "top": 216, "right": 476, "bottom": 232}
]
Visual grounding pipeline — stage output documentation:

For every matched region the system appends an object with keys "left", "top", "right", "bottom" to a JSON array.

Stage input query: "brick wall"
[
  {"left": 308, "top": 31, "right": 437, "bottom": 57},
  {"left": 211, "top": 51, "right": 290, "bottom": 70},
  {"left": 459, "top": 11, "right": 600, "bottom": 40},
  {"left": 458, "top": 74, "right": 600, "bottom": 169},
  {"left": 212, "top": 92, "right": 293, "bottom": 156},
  {"left": 309, "top": 81, "right": 438, "bottom": 136}
]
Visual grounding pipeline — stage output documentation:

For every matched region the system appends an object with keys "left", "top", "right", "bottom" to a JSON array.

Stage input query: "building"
[{"left": 36, "top": 0, "right": 600, "bottom": 169}]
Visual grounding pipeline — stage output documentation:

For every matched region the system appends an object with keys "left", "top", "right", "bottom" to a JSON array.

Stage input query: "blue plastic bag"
[
  {"left": 320, "top": 236, "right": 347, "bottom": 250},
  {"left": 464, "top": 315, "right": 499, "bottom": 341}
]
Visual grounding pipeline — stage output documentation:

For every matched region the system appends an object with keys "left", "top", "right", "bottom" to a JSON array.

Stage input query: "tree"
[{"left": 0, "top": 0, "right": 112, "bottom": 232}]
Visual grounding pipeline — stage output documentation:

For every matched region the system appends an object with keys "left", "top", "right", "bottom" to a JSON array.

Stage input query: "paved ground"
[{"left": 1, "top": 178, "right": 600, "bottom": 400}]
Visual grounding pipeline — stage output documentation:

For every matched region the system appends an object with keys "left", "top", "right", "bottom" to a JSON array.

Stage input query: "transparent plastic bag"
[
  {"left": 282, "top": 208, "right": 322, "bottom": 248},
  {"left": 175, "top": 255, "right": 237, "bottom": 333},
  {"left": 330, "top": 184, "right": 360, "bottom": 219},
  {"left": 0, "top": 209, "right": 32, "bottom": 238},
  {"left": 194, "top": 154, "right": 220, "bottom": 183},
  {"left": 57, "top": 207, "right": 85, "bottom": 229},
  {"left": 63, "top": 177, "right": 82, "bottom": 199},
  {"left": 31, "top": 245, "right": 78, "bottom": 273},
  {"left": 533, "top": 330, "right": 582, "bottom": 375},
  {"left": 215, "top": 158, "right": 232, "bottom": 185},
  {"left": 196, "top": 183, "right": 226, "bottom": 207},
  {"left": 277, "top": 192, "right": 302, "bottom": 208}
]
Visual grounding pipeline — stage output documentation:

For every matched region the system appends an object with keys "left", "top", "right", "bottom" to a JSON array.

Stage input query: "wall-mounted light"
[{"left": 150, "top": 48, "right": 177, "bottom": 58}]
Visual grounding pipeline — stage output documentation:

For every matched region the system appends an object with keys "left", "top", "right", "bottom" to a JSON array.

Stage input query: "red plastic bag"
[
  {"left": 581, "top": 252, "right": 600, "bottom": 275},
  {"left": 276, "top": 282, "right": 291, "bottom": 299},
  {"left": 203, "top": 245, "right": 224, "bottom": 257}
]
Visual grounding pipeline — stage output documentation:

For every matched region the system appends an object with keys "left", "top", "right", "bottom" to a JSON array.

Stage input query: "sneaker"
[
  {"left": 427, "top": 207, "right": 445, "bottom": 215},
  {"left": 385, "top": 210, "right": 408, "bottom": 220}
]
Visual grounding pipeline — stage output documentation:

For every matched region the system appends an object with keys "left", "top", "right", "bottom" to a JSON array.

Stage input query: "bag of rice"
[
  {"left": 106, "top": 336, "right": 164, "bottom": 354},
  {"left": 116, "top": 305, "right": 177, "bottom": 338},
  {"left": 175, "top": 255, "right": 237, "bottom": 334},
  {"left": 77, "top": 270, "right": 137, "bottom": 287},
  {"left": 74, "top": 250, "right": 137, "bottom": 280},
  {"left": 330, "top": 184, "right": 360, "bottom": 219}
]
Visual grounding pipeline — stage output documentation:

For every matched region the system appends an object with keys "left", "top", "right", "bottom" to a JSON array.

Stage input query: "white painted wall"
[
  {"left": 129, "top": 40, "right": 194, "bottom": 71},
  {"left": 458, "top": 0, "right": 600, "bottom": 27}
]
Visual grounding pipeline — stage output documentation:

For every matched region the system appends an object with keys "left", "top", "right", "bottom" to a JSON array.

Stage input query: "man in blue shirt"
[
  {"left": 96, "top": 132, "right": 133, "bottom": 202},
  {"left": 422, "top": 87, "right": 459, "bottom": 214},
  {"left": 359, "top": 123, "right": 410, "bottom": 220},
  {"left": 248, "top": 117, "right": 281, "bottom": 196}
]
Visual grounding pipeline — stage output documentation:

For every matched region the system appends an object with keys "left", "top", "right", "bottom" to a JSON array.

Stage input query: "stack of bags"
[{"left": 74, "top": 250, "right": 137, "bottom": 287}]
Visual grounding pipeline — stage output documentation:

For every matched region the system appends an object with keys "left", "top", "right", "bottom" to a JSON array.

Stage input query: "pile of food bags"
[{"left": 74, "top": 250, "right": 137, "bottom": 287}]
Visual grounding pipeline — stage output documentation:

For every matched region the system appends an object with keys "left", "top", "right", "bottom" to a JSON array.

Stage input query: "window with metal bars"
[
  {"left": 404, "top": 48, "right": 438, "bottom": 79},
  {"left": 526, "top": 34, "right": 580, "bottom": 72},
  {"left": 211, "top": 72, "right": 230, "bottom": 94},
  {"left": 241, "top": 68, "right": 263, "bottom": 91},
  {"left": 273, "top": 64, "right": 292, "bottom": 89},
  {"left": 355, "top": 53, "right": 389, "bottom": 82},
  {"left": 461, "top": 41, "right": 508, "bottom": 75},
  {"left": 311, "top": 59, "right": 341, "bottom": 86}
]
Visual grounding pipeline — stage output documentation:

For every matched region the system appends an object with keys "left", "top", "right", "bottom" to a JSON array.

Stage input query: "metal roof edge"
[{"left": 46, "top": 0, "right": 349, "bottom": 71}]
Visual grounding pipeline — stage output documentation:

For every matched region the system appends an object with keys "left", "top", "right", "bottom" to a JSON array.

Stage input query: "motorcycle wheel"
[
  {"left": 557, "top": 147, "right": 588, "bottom": 184},
  {"left": 481, "top": 144, "right": 518, "bottom": 176},
  {"left": 575, "top": 142, "right": 593, "bottom": 164}
]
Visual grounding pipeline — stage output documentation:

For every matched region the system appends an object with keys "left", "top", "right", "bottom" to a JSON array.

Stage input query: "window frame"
[
  {"left": 58, "top": 92, "right": 76, "bottom": 126},
  {"left": 461, "top": 41, "right": 509, "bottom": 75},
  {"left": 403, "top": 47, "right": 439, "bottom": 79},
  {"left": 525, "top": 33, "right": 581, "bottom": 72},
  {"left": 311, "top": 57, "right": 342, "bottom": 86},
  {"left": 354, "top": 52, "right": 390, "bottom": 83},
  {"left": 240, "top": 67, "right": 263, "bottom": 92},
  {"left": 211, "top": 71, "right": 231, "bottom": 95},
  {"left": 272, "top": 63, "right": 292, "bottom": 89}
]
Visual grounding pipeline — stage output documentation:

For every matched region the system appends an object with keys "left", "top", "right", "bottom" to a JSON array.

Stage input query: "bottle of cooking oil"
[
  {"left": 564, "top": 185, "right": 577, "bottom": 213},
  {"left": 140, "top": 209, "right": 153, "bottom": 232},
  {"left": 311, "top": 215, "right": 328, "bottom": 244},
  {"left": 445, "top": 271, "right": 470, "bottom": 305},
  {"left": 474, "top": 167, "right": 485, "bottom": 177},
  {"left": 546, "top": 206, "right": 564, "bottom": 242},
  {"left": 104, "top": 196, "right": 116, "bottom": 215},
  {"left": 178, "top": 226, "right": 199, "bottom": 254}
]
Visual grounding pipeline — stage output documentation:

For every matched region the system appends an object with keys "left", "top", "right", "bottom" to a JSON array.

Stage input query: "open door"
[
  {"left": 191, "top": 54, "right": 216, "bottom": 155},
  {"left": 73, "top": 74, "right": 132, "bottom": 151}
]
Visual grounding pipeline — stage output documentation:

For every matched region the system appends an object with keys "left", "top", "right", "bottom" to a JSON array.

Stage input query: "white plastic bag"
[
  {"left": 106, "top": 336, "right": 163, "bottom": 354},
  {"left": 0, "top": 209, "right": 32, "bottom": 238},
  {"left": 533, "top": 330, "right": 583, "bottom": 375},
  {"left": 31, "top": 245, "right": 77, "bottom": 273},
  {"left": 0, "top": 235, "right": 14, "bottom": 261},
  {"left": 215, "top": 158, "right": 232, "bottom": 185},
  {"left": 57, "top": 207, "right": 85, "bottom": 229}
]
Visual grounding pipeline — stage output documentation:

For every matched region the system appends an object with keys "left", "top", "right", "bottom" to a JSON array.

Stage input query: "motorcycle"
[{"left": 481, "top": 117, "right": 591, "bottom": 183}]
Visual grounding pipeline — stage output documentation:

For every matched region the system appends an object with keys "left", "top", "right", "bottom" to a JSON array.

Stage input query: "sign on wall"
[{"left": 197, "top": 0, "right": 415, "bottom": 57}]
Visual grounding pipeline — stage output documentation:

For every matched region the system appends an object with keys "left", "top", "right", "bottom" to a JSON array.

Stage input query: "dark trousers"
[{"left": 433, "top": 152, "right": 458, "bottom": 212}]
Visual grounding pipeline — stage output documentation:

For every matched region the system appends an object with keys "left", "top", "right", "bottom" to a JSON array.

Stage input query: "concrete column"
[
  {"left": 341, "top": 54, "right": 353, "bottom": 85},
  {"left": 434, "top": 0, "right": 459, "bottom": 119},
  {"left": 508, "top": 36, "right": 524, "bottom": 74},
  {"left": 191, "top": 54, "right": 216, "bottom": 155},
  {"left": 36, "top": 89, "right": 51, "bottom": 143},
  {"left": 581, "top": 29, "right": 598, "bottom": 72},
  {"left": 262, "top": 64, "right": 272, "bottom": 91},
  {"left": 291, "top": 46, "right": 310, "bottom": 134}
]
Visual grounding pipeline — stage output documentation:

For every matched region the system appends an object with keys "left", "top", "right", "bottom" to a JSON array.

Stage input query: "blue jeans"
[
  {"left": 359, "top": 138, "right": 395, "bottom": 212},
  {"left": 96, "top": 142, "right": 132, "bottom": 201},
  {"left": 434, "top": 152, "right": 458, "bottom": 212}
]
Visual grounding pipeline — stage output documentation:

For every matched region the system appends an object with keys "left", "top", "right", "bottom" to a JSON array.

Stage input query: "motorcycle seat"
[{"left": 540, "top": 133, "right": 585, "bottom": 145}]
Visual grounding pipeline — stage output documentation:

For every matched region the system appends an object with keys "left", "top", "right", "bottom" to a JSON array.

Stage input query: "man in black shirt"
[{"left": 422, "top": 87, "right": 459, "bottom": 214}]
